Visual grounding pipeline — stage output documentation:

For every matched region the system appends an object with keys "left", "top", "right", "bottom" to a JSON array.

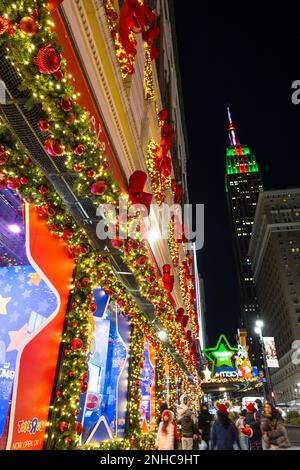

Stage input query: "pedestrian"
[
  {"left": 198, "top": 403, "right": 212, "bottom": 450},
  {"left": 242, "top": 402, "right": 263, "bottom": 450},
  {"left": 255, "top": 398, "right": 263, "bottom": 421},
  {"left": 156, "top": 409, "right": 178, "bottom": 450},
  {"left": 235, "top": 409, "right": 249, "bottom": 450},
  {"left": 177, "top": 395, "right": 198, "bottom": 450},
  {"left": 211, "top": 404, "right": 241, "bottom": 450},
  {"left": 156, "top": 402, "right": 169, "bottom": 427},
  {"left": 260, "top": 402, "right": 291, "bottom": 450}
]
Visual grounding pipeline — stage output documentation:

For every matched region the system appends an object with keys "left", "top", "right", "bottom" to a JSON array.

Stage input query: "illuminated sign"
[{"left": 203, "top": 334, "right": 257, "bottom": 380}]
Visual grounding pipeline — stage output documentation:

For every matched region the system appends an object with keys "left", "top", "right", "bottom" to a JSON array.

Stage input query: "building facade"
[
  {"left": 249, "top": 189, "right": 300, "bottom": 405},
  {"left": 225, "top": 108, "right": 264, "bottom": 364},
  {"left": 0, "top": 0, "right": 202, "bottom": 450}
]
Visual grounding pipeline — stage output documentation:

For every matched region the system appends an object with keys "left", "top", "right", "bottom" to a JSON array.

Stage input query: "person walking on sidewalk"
[
  {"left": 235, "top": 409, "right": 249, "bottom": 450},
  {"left": 177, "top": 395, "right": 198, "bottom": 450},
  {"left": 198, "top": 403, "right": 213, "bottom": 450},
  {"left": 260, "top": 402, "right": 291, "bottom": 450},
  {"left": 243, "top": 402, "right": 263, "bottom": 450},
  {"left": 156, "top": 409, "right": 179, "bottom": 450},
  {"left": 211, "top": 404, "right": 241, "bottom": 450}
]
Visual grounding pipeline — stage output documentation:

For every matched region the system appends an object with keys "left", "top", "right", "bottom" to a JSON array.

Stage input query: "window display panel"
[{"left": 79, "top": 289, "right": 130, "bottom": 445}]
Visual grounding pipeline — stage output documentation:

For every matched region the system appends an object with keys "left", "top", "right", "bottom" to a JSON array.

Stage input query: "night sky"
[{"left": 173, "top": 13, "right": 300, "bottom": 346}]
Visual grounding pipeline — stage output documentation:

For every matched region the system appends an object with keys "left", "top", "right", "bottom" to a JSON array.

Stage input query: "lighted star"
[
  {"left": 203, "top": 334, "right": 238, "bottom": 374},
  {"left": 28, "top": 272, "right": 41, "bottom": 286},
  {"left": 6, "top": 324, "right": 30, "bottom": 353},
  {"left": 0, "top": 295, "right": 11, "bottom": 315}
]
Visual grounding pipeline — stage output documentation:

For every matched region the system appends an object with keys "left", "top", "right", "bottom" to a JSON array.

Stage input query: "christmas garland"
[
  {"left": 168, "top": 215, "right": 179, "bottom": 267},
  {"left": 0, "top": 121, "right": 191, "bottom": 448},
  {"left": 0, "top": 0, "right": 199, "bottom": 376}
]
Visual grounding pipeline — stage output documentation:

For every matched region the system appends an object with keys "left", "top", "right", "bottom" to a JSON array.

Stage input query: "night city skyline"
[{"left": 173, "top": 12, "right": 300, "bottom": 345}]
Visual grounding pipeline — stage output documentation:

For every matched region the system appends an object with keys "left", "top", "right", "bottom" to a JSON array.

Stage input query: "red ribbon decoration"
[
  {"left": 119, "top": 0, "right": 160, "bottom": 61},
  {"left": 163, "top": 264, "right": 175, "bottom": 307},
  {"left": 128, "top": 170, "right": 153, "bottom": 216}
]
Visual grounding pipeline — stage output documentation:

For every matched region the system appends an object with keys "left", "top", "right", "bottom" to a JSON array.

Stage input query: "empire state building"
[{"left": 225, "top": 108, "right": 264, "bottom": 351}]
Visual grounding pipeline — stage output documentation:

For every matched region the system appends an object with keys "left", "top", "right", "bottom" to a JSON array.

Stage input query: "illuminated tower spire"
[{"left": 227, "top": 106, "right": 240, "bottom": 147}]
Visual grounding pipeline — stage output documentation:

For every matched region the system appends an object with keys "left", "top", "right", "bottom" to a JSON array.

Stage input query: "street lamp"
[{"left": 255, "top": 319, "right": 275, "bottom": 405}]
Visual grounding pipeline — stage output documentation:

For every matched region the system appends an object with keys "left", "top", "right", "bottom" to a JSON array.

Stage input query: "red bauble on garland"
[
  {"left": 74, "top": 422, "right": 83, "bottom": 436},
  {"left": 44, "top": 137, "right": 64, "bottom": 157},
  {"left": 47, "top": 0, "right": 64, "bottom": 11},
  {"left": 19, "top": 16, "right": 37, "bottom": 36},
  {"left": 34, "top": 45, "right": 61, "bottom": 75},
  {"left": 90, "top": 180, "right": 107, "bottom": 196},
  {"left": 0, "top": 152, "right": 8, "bottom": 165},
  {"left": 0, "top": 16, "right": 9, "bottom": 35},
  {"left": 64, "top": 112, "right": 76, "bottom": 125},
  {"left": 74, "top": 144, "right": 84, "bottom": 155},
  {"left": 38, "top": 119, "right": 50, "bottom": 132},
  {"left": 79, "top": 381, "right": 88, "bottom": 394},
  {"left": 53, "top": 69, "right": 64, "bottom": 81},
  {"left": 70, "top": 338, "right": 83, "bottom": 351},
  {"left": 136, "top": 255, "right": 147, "bottom": 266},
  {"left": 111, "top": 238, "right": 124, "bottom": 248},
  {"left": 38, "top": 185, "right": 48, "bottom": 194},
  {"left": 58, "top": 421, "right": 68, "bottom": 433},
  {"left": 59, "top": 98, "right": 73, "bottom": 113}
]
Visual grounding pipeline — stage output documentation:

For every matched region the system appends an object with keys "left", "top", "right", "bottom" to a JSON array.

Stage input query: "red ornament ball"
[
  {"left": 86, "top": 169, "right": 96, "bottom": 178},
  {"left": 90, "top": 180, "right": 107, "bottom": 196},
  {"left": 0, "top": 16, "right": 9, "bottom": 35},
  {"left": 74, "top": 144, "right": 84, "bottom": 155},
  {"left": 136, "top": 255, "right": 147, "bottom": 266},
  {"left": 19, "top": 176, "right": 28, "bottom": 185},
  {"left": 74, "top": 422, "right": 83, "bottom": 436},
  {"left": 53, "top": 69, "right": 64, "bottom": 81},
  {"left": 38, "top": 119, "right": 50, "bottom": 132},
  {"left": 88, "top": 303, "right": 97, "bottom": 313},
  {"left": 38, "top": 185, "right": 48, "bottom": 194},
  {"left": 47, "top": 0, "right": 64, "bottom": 12},
  {"left": 68, "top": 370, "right": 75, "bottom": 379},
  {"left": 101, "top": 160, "right": 109, "bottom": 170},
  {"left": 0, "top": 151, "right": 8, "bottom": 165},
  {"left": 55, "top": 390, "right": 61, "bottom": 398},
  {"left": 73, "top": 163, "right": 83, "bottom": 173},
  {"left": 111, "top": 239, "right": 124, "bottom": 249},
  {"left": 79, "top": 381, "right": 88, "bottom": 394},
  {"left": 70, "top": 338, "right": 83, "bottom": 351},
  {"left": 44, "top": 137, "right": 64, "bottom": 157},
  {"left": 58, "top": 421, "right": 68, "bottom": 433},
  {"left": 65, "top": 112, "right": 76, "bottom": 125},
  {"left": 19, "top": 16, "right": 37, "bottom": 36},
  {"left": 35, "top": 45, "right": 61, "bottom": 75},
  {"left": 59, "top": 97, "right": 73, "bottom": 113}
]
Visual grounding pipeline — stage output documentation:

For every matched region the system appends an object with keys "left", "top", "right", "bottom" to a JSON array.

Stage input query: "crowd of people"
[{"left": 155, "top": 397, "right": 292, "bottom": 451}]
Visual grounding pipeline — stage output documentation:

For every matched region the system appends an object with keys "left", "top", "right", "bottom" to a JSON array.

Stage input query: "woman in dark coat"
[
  {"left": 198, "top": 403, "right": 213, "bottom": 449},
  {"left": 211, "top": 404, "right": 241, "bottom": 450}
]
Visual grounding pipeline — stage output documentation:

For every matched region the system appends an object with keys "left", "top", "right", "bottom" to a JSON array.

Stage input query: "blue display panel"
[
  {"left": 0, "top": 265, "right": 58, "bottom": 440},
  {"left": 78, "top": 289, "right": 131, "bottom": 445},
  {"left": 140, "top": 341, "right": 154, "bottom": 430}
]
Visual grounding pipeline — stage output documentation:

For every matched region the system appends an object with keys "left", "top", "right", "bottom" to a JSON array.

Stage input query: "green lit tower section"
[{"left": 225, "top": 108, "right": 264, "bottom": 344}]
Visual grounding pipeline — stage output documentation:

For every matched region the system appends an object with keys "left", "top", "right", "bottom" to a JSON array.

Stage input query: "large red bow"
[
  {"left": 128, "top": 170, "right": 152, "bottom": 216},
  {"left": 119, "top": 0, "right": 159, "bottom": 60}
]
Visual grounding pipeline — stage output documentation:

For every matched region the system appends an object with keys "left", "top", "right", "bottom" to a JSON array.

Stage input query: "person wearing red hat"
[
  {"left": 211, "top": 404, "right": 241, "bottom": 450},
  {"left": 243, "top": 402, "right": 263, "bottom": 450}
]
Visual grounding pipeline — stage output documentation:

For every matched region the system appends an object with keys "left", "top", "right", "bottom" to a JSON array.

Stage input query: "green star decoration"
[{"left": 203, "top": 335, "right": 238, "bottom": 375}]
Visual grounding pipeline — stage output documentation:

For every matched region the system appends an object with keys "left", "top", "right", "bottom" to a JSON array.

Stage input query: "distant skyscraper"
[
  {"left": 249, "top": 189, "right": 300, "bottom": 405},
  {"left": 225, "top": 108, "right": 264, "bottom": 362}
]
